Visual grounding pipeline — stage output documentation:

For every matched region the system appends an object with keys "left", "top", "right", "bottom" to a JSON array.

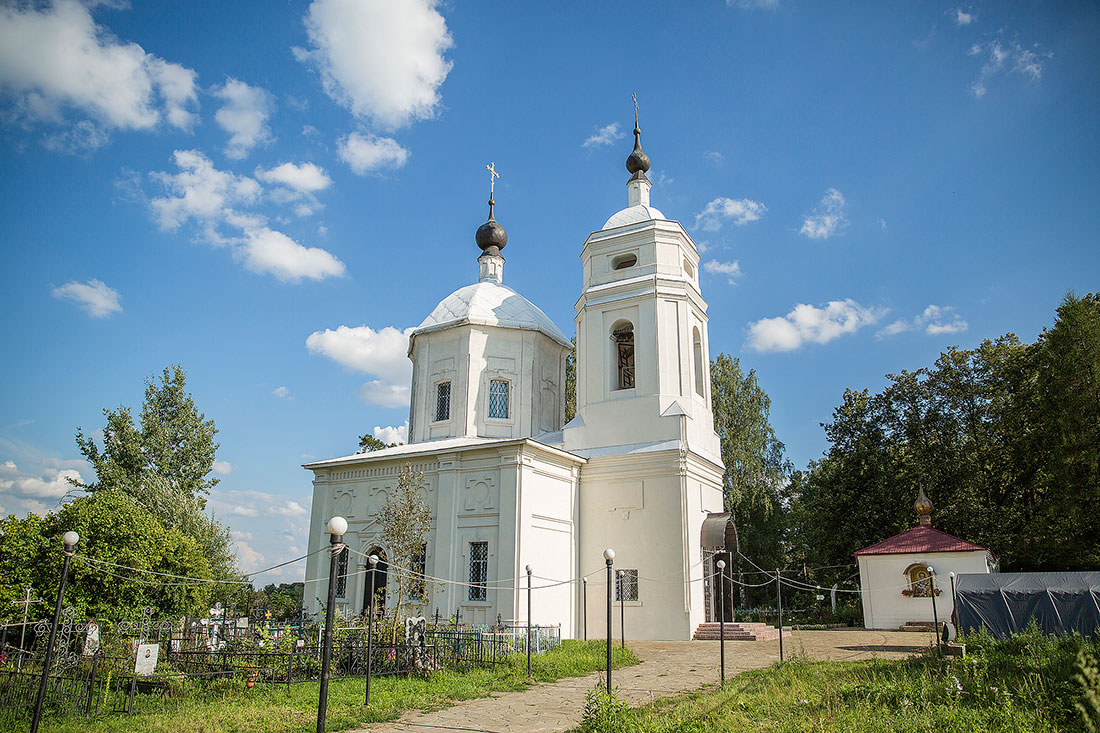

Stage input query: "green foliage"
[
  {"left": 1076, "top": 649, "right": 1100, "bottom": 732},
  {"left": 357, "top": 434, "right": 395, "bottom": 452},
  {"left": 789, "top": 292, "right": 1100, "bottom": 573},
  {"left": 566, "top": 336, "right": 577, "bottom": 423},
  {"left": 709, "top": 353, "right": 792, "bottom": 603},
  {"left": 379, "top": 464, "right": 435, "bottom": 641},
  {"left": 580, "top": 680, "right": 637, "bottom": 733}
]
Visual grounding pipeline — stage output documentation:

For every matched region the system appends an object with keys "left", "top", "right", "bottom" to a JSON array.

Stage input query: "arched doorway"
[
  {"left": 701, "top": 513, "right": 737, "bottom": 622},
  {"left": 362, "top": 548, "right": 388, "bottom": 616}
]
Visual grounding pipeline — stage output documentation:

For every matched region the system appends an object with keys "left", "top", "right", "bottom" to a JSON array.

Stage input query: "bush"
[{"left": 580, "top": 679, "right": 636, "bottom": 732}]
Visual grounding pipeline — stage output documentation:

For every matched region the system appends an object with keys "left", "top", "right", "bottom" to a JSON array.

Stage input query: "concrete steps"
[
  {"left": 899, "top": 621, "right": 945, "bottom": 633},
  {"left": 692, "top": 622, "right": 791, "bottom": 641}
]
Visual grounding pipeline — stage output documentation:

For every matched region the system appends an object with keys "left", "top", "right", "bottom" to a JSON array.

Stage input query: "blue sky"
[{"left": 1, "top": 0, "right": 1097, "bottom": 579}]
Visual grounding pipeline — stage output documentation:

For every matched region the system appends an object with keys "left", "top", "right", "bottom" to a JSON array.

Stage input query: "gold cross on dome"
[
  {"left": 632, "top": 92, "right": 639, "bottom": 127},
  {"left": 486, "top": 162, "right": 500, "bottom": 199}
]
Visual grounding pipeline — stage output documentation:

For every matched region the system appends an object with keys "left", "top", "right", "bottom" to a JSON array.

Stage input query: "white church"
[{"left": 304, "top": 117, "right": 731, "bottom": 640}]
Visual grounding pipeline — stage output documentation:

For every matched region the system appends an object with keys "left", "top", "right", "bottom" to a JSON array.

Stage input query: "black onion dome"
[
  {"left": 626, "top": 126, "right": 651, "bottom": 175},
  {"left": 475, "top": 200, "right": 508, "bottom": 255}
]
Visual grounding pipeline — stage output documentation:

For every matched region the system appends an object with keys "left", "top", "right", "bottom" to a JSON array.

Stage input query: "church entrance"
[
  {"left": 701, "top": 513, "right": 737, "bottom": 623},
  {"left": 363, "top": 548, "right": 388, "bottom": 616}
]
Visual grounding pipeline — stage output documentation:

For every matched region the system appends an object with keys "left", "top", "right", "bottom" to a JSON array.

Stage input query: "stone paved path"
[{"left": 353, "top": 630, "right": 932, "bottom": 733}]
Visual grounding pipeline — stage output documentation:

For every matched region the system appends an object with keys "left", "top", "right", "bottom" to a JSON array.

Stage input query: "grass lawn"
[
  {"left": 18, "top": 640, "right": 638, "bottom": 733},
  {"left": 577, "top": 629, "right": 1100, "bottom": 732}
]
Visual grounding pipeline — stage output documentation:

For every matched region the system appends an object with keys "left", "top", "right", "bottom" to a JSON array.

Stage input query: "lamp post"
[
  {"left": 317, "top": 516, "right": 347, "bottom": 733},
  {"left": 603, "top": 548, "right": 614, "bottom": 697},
  {"left": 525, "top": 565, "right": 533, "bottom": 678},
  {"left": 364, "top": 554, "right": 378, "bottom": 706},
  {"left": 948, "top": 571, "right": 957, "bottom": 638},
  {"left": 30, "top": 530, "right": 78, "bottom": 733},
  {"left": 716, "top": 559, "right": 726, "bottom": 687},
  {"left": 582, "top": 577, "right": 587, "bottom": 641},
  {"left": 927, "top": 566, "right": 942, "bottom": 654},
  {"left": 776, "top": 568, "right": 784, "bottom": 664}
]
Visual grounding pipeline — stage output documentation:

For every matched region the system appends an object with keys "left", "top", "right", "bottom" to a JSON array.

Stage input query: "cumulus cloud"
[
  {"left": 211, "top": 460, "right": 234, "bottom": 476},
  {"left": 51, "top": 279, "right": 122, "bottom": 317},
  {"left": 746, "top": 299, "right": 887, "bottom": 352},
  {"left": 969, "top": 39, "right": 1051, "bottom": 98},
  {"left": 800, "top": 188, "right": 848, "bottom": 240},
  {"left": 373, "top": 420, "right": 409, "bottom": 445},
  {"left": 148, "top": 150, "right": 345, "bottom": 281},
  {"left": 256, "top": 162, "right": 332, "bottom": 193},
  {"left": 306, "top": 325, "right": 414, "bottom": 407},
  {"left": 582, "top": 122, "right": 624, "bottom": 149},
  {"left": 337, "top": 132, "right": 409, "bottom": 174},
  {"left": 272, "top": 386, "right": 290, "bottom": 399},
  {"left": 272, "top": 500, "right": 308, "bottom": 517},
  {"left": 295, "top": 0, "right": 453, "bottom": 130},
  {"left": 0, "top": 460, "right": 82, "bottom": 506},
  {"left": 703, "top": 260, "right": 742, "bottom": 284},
  {"left": 952, "top": 8, "right": 975, "bottom": 26},
  {"left": 235, "top": 539, "right": 264, "bottom": 570},
  {"left": 213, "top": 78, "right": 273, "bottom": 159},
  {"left": 0, "top": 0, "right": 197, "bottom": 148},
  {"left": 877, "top": 305, "right": 969, "bottom": 339},
  {"left": 694, "top": 197, "right": 767, "bottom": 231}
]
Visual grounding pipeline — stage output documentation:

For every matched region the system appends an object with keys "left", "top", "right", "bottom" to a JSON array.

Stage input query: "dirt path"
[{"left": 352, "top": 630, "right": 932, "bottom": 733}]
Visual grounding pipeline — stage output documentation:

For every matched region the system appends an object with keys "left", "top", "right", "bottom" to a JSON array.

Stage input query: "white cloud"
[
  {"left": 51, "top": 279, "right": 122, "bottom": 317},
  {"left": 211, "top": 461, "right": 234, "bottom": 476},
  {"left": 800, "top": 188, "right": 848, "bottom": 240},
  {"left": 255, "top": 162, "right": 332, "bottom": 193},
  {"left": 306, "top": 325, "right": 414, "bottom": 407},
  {"left": 583, "top": 122, "right": 624, "bottom": 149},
  {"left": 272, "top": 386, "right": 290, "bottom": 399},
  {"left": 372, "top": 420, "right": 409, "bottom": 445},
  {"left": 703, "top": 260, "right": 742, "bottom": 284},
  {"left": 747, "top": 299, "right": 887, "bottom": 352},
  {"left": 694, "top": 197, "right": 767, "bottom": 231},
  {"left": 296, "top": 0, "right": 453, "bottom": 130},
  {"left": 213, "top": 78, "right": 273, "bottom": 160},
  {"left": 271, "top": 500, "right": 308, "bottom": 517},
  {"left": 337, "top": 132, "right": 409, "bottom": 174},
  {"left": 0, "top": 460, "right": 81, "bottom": 502},
  {"left": 876, "top": 305, "right": 969, "bottom": 339},
  {"left": 0, "top": 0, "right": 197, "bottom": 147},
  {"left": 969, "top": 39, "right": 1051, "bottom": 98},
  {"left": 235, "top": 539, "right": 264, "bottom": 570},
  {"left": 703, "top": 151, "right": 723, "bottom": 164},
  {"left": 952, "top": 8, "right": 975, "bottom": 26},
  {"left": 240, "top": 227, "right": 346, "bottom": 282}
]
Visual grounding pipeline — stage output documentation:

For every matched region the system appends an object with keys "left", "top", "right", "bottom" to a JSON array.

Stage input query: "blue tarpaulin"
[{"left": 954, "top": 571, "right": 1100, "bottom": 637}]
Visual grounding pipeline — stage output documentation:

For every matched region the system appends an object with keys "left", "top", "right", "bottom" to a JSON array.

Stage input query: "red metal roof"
[{"left": 853, "top": 524, "right": 987, "bottom": 556}]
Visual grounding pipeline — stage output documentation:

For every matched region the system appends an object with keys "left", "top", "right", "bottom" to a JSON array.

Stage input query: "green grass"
[
  {"left": 14, "top": 641, "right": 638, "bottom": 733},
  {"left": 578, "top": 628, "right": 1100, "bottom": 732}
]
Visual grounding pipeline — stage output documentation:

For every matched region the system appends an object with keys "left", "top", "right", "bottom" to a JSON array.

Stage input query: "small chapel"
[{"left": 303, "top": 114, "right": 729, "bottom": 641}]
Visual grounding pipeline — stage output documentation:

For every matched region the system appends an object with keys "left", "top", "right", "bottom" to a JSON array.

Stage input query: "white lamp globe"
[
  {"left": 525, "top": 564, "right": 533, "bottom": 574},
  {"left": 603, "top": 548, "right": 615, "bottom": 561},
  {"left": 327, "top": 516, "right": 348, "bottom": 536},
  {"left": 716, "top": 559, "right": 726, "bottom": 570},
  {"left": 948, "top": 571, "right": 956, "bottom": 579},
  {"left": 926, "top": 565, "right": 935, "bottom": 574},
  {"left": 62, "top": 531, "right": 79, "bottom": 547},
  {"left": 369, "top": 554, "right": 379, "bottom": 566}
]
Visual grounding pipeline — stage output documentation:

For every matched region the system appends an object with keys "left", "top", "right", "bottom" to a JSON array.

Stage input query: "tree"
[
  {"left": 709, "top": 354, "right": 792, "bottom": 603},
  {"left": 357, "top": 434, "right": 394, "bottom": 453},
  {"left": 378, "top": 464, "right": 434, "bottom": 641},
  {"left": 565, "top": 336, "right": 577, "bottom": 423}
]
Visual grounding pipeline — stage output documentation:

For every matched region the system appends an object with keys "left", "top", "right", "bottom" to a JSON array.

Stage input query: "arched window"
[
  {"left": 363, "top": 548, "right": 388, "bottom": 614},
  {"left": 693, "top": 327, "right": 705, "bottom": 397},
  {"left": 906, "top": 564, "right": 932, "bottom": 598},
  {"left": 611, "top": 322, "right": 635, "bottom": 390}
]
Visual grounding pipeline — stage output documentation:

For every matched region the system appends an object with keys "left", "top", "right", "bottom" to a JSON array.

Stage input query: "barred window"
[
  {"left": 468, "top": 541, "right": 488, "bottom": 601},
  {"left": 612, "top": 324, "right": 635, "bottom": 390},
  {"left": 410, "top": 544, "right": 426, "bottom": 599},
  {"left": 335, "top": 548, "right": 348, "bottom": 599},
  {"left": 489, "top": 379, "right": 509, "bottom": 419},
  {"left": 435, "top": 382, "right": 451, "bottom": 421},
  {"left": 616, "top": 569, "right": 639, "bottom": 602}
]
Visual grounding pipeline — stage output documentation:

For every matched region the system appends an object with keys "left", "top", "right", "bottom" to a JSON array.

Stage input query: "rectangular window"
[
  {"left": 410, "top": 544, "right": 426, "bottom": 599},
  {"left": 615, "top": 569, "right": 639, "bottom": 602},
  {"left": 335, "top": 549, "right": 349, "bottom": 599},
  {"left": 489, "top": 379, "right": 509, "bottom": 419},
  {"left": 435, "top": 382, "right": 451, "bottom": 421},
  {"left": 468, "top": 541, "right": 488, "bottom": 601}
]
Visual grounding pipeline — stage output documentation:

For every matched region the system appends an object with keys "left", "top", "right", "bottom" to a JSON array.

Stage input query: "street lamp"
[
  {"left": 31, "top": 531, "right": 78, "bottom": 733},
  {"left": 716, "top": 559, "right": 727, "bottom": 687},
  {"left": 525, "top": 564, "right": 533, "bottom": 678},
  {"left": 582, "top": 577, "right": 588, "bottom": 641},
  {"left": 603, "top": 548, "right": 615, "bottom": 697},
  {"left": 317, "top": 517, "right": 347, "bottom": 733},
  {"left": 927, "top": 565, "right": 942, "bottom": 654},
  {"left": 365, "top": 554, "right": 378, "bottom": 706}
]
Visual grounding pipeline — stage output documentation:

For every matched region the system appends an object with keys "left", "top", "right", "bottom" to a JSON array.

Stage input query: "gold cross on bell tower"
[
  {"left": 632, "top": 92, "right": 639, "bottom": 129},
  {"left": 486, "top": 162, "right": 500, "bottom": 201}
]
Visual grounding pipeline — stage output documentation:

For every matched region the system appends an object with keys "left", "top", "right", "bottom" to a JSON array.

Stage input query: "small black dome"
[
  {"left": 476, "top": 203, "right": 508, "bottom": 255},
  {"left": 626, "top": 127, "right": 650, "bottom": 175}
]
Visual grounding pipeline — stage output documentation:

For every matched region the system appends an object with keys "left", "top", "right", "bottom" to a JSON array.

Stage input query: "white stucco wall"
[{"left": 857, "top": 550, "right": 992, "bottom": 630}]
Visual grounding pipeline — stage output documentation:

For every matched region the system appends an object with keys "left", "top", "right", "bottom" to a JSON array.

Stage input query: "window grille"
[
  {"left": 468, "top": 542, "right": 488, "bottom": 601},
  {"left": 489, "top": 379, "right": 509, "bottom": 419},
  {"left": 616, "top": 569, "right": 639, "bottom": 602},
  {"left": 335, "top": 549, "right": 348, "bottom": 598},
  {"left": 612, "top": 325, "right": 635, "bottom": 390},
  {"left": 435, "top": 382, "right": 451, "bottom": 421}
]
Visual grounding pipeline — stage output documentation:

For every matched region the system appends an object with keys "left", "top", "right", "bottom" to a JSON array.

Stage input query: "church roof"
[
  {"left": 853, "top": 525, "right": 987, "bottom": 556},
  {"left": 411, "top": 280, "right": 571, "bottom": 348},
  {"left": 302, "top": 435, "right": 585, "bottom": 469},
  {"left": 602, "top": 203, "right": 666, "bottom": 230}
]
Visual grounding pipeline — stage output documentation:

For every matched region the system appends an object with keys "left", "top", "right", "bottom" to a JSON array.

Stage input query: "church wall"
[{"left": 857, "top": 550, "right": 991, "bottom": 630}]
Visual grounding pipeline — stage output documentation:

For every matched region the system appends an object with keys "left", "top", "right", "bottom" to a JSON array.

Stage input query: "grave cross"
[{"left": 9, "top": 586, "right": 41, "bottom": 672}]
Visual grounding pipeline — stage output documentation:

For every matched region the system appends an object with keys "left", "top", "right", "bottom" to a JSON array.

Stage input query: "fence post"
[
  {"left": 928, "top": 566, "right": 942, "bottom": 653},
  {"left": 31, "top": 530, "right": 78, "bottom": 733},
  {"left": 582, "top": 577, "right": 587, "bottom": 642},
  {"left": 365, "top": 555, "right": 378, "bottom": 706},
  {"left": 717, "top": 559, "right": 726, "bottom": 687},
  {"left": 86, "top": 652, "right": 99, "bottom": 716},
  {"left": 317, "top": 516, "right": 347, "bottom": 733},
  {"left": 603, "top": 548, "right": 614, "bottom": 698},
  {"left": 618, "top": 570, "right": 625, "bottom": 650},
  {"left": 776, "top": 569, "right": 784, "bottom": 664},
  {"left": 525, "top": 565, "right": 533, "bottom": 678}
]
